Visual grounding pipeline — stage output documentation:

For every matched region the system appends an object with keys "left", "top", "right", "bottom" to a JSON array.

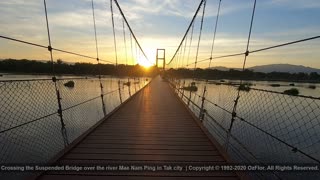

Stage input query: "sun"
[
  {"left": 137, "top": 49, "right": 155, "bottom": 68},
  {"left": 138, "top": 57, "right": 153, "bottom": 68}
]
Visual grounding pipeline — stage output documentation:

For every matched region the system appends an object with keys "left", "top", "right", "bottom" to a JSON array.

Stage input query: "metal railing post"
[
  {"left": 181, "top": 80, "right": 185, "bottom": 98},
  {"left": 134, "top": 77, "right": 137, "bottom": 93},
  {"left": 138, "top": 77, "right": 141, "bottom": 89},
  {"left": 177, "top": 79, "right": 180, "bottom": 94},
  {"left": 52, "top": 77, "right": 69, "bottom": 147},
  {"left": 199, "top": 85, "right": 206, "bottom": 121},
  {"left": 187, "top": 90, "right": 192, "bottom": 106},
  {"left": 176, "top": 79, "right": 179, "bottom": 95},
  {"left": 118, "top": 80, "right": 123, "bottom": 103},
  {"left": 128, "top": 78, "right": 131, "bottom": 97},
  {"left": 179, "top": 79, "right": 182, "bottom": 96},
  {"left": 99, "top": 73, "right": 107, "bottom": 116},
  {"left": 225, "top": 95, "right": 240, "bottom": 150},
  {"left": 44, "top": 0, "right": 69, "bottom": 147}
]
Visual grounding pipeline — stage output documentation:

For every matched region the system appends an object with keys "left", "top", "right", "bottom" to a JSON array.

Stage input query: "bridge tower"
[{"left": 156, "top": 49, "right": 165, "bottom": 70}]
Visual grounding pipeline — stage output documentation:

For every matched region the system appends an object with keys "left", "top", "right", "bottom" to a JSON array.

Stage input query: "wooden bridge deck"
[{"left": 39, "top": 76, "right": 238, "bottom": 180}]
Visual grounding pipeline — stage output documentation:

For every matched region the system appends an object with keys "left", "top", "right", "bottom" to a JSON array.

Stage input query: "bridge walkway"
[{"left": 39, "top": 76, "right": 238, "bottom": 180}]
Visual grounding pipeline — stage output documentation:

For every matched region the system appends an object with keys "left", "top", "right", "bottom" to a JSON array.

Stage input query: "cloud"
[
  {"left": 254, "top": 27, "right": 320, "bottom": 40},
  {"left": 270, "top": 0, "right": 320, "bottom": 9},
  {"left": 119, "top": 0, "right": 196, "bottom": 17}
]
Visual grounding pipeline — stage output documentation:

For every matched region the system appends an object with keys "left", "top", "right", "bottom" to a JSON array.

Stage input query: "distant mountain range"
[{"left": 210, "top": 64, "right": 320, "bottom": 74}]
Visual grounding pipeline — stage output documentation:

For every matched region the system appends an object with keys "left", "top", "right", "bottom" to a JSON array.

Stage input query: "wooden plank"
[
  {"left": 98, "top": 125, "right": 198, "bottom": 128},
  {"left": 80, "top": 140, "right": 212, "bottom": 146},
  {"left": 98, "top": 123, "right": 198, "bottom": 128},
  {"left": 84, "top": 136, "right": 210, "bottom": 142},
  {"left": 101, "top": 120, "right": 197, "bottom": 124},
  {"left": 63, "top": 153, "right": 225, "bottom": 161},
  {"left": 108, "top": 117, "right": 195, "bottom": 121},
  {"left": 109, "top": 114, "right": 194, "bottom": 116},
  {"left": 92, "top": 130, "right": 206, "bottom": 135},
  {"left": 92, "top": 130, "right": 204, "bottom": 134},
  {"left": 91, "top": 131, "right": 205, "bottom": 135},
  {"left": 69, "top": 148, "right": 220, "bottom": 156},
  {"left": 97, "top": 126, "right": 200, "bottom": 129},
  {"left": 89, "top": 133, "right": 207, "bottom": 138},
  {"left": 103, "top": 117, "right": 198, "bottom": 123},
  {"left": 76, "top": 144, "right": 216, "bottom": 151}
]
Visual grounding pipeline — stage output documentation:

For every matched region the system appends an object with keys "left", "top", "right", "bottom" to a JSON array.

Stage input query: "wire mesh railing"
[
  {"left": 0, "top": 77, "right": 149, "bottom": 164},
  {"left": 168, "top": 78, "right": 320, "bottom": 179}
]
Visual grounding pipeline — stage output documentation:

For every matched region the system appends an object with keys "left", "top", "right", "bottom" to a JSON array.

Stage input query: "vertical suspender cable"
[
  {"left": 187, "top": 22, "right": 195, "bottom": 67},
  {"left": 122, "top": 19, "right": 128, "bottom": 66},
  {"left": 167, "top": 0, "right": 205, "bottom": 65},
  {"left": 182, "top": 32, "right": 188, "bottom": 68},
  {"left": 122, "top": 19, "right": 131, "bottom": 95},
  {"left": 199, "top": 0, "right": 222, "bottom": 120},
  {"left": 43, "top": 0, "right": 69, "bottom": 146},
  {"left": 110, "top": 0, "right": 118, "bottom": 67},
  {"left": 130, "top": 33, "right": 136, "bottom": 92},
  {"left": 226, "top": 0, "right": 257, "bottom": 150},
  {"left": 110, "top": 0, "right": 122, "bottom": 103},
  {"left": 91, "top": 0, "right": 107, "bottom": 116},
  {"left": 209, "top": 0, "right": 222, "bottom": 69},
  {"left": 130, "top": 33, "right": 134, "bottom": 65},
  {"left": 193, "top": 0, "right": 207, "bottom": 78},
  {"left": 91, "top": 0, "right": 99, "bottom": 60},
  {"left": 113, "top": 0, "right": 153, "bottom": 65}
]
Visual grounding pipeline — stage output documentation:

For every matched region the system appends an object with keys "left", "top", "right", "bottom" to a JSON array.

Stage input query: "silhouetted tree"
[{"left": 0, "top": 59, "right": 158, "bottom": 77}]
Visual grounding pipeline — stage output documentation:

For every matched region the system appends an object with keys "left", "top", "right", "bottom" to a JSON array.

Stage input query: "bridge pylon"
[{"left": 156, "top": 48, "right": 165, "bottom": 70}]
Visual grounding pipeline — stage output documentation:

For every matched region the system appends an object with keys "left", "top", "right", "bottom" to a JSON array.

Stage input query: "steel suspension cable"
[
  {"left": 43, "top": 0, "right": 69, "bottom": 146},
  {"left": 112, "top": 0, "right": 153, "bottom": 65},
  {"left": 44, "top": 0, "right": 55, "bottom": 76},
  {"left": 193, "top": 0, "right": 207, "bottom": 77},
  {"left": 0, "top": 35, "right": 114, "bottom": 64},
  {"left": 91, "top": 0, "right": 107, "bottom": 115},
  {"left": 181, "top": 30, "right": 188, "bottom": 68},
  {"left": 135, "top": 41, "right": 138, "bottom": 64},
  {"left": 110, "top": 0, "right": 118, "bottom": 66},
  {"left": 226, "top": 0, "right": 257, "bottom": 151},
  {"left": 91, "top": 0, "right": 99, "bottom": 60},
  {"left": 167, "top": 0, "right": 205, "bottom": 65},
  {"left": 208, "top": 0, "right": 222, "bottom": 69},
  {"left": 130, "top": 32, "right": 134, "bottom": 65},
  {"left": 178, "top": 46, "right": 182, "bottom": 68},
  {"left": 122, "top": 19, "right": 128, "bottom": 65},
  {"left": 198, "top": 0, "right": 222, "bottom": 121},
  {"left": 187, "top": 22, "right": 195, "bottom": 67},
  {"left": 182, "top": 35, "right": 320, "bottom": 66}
]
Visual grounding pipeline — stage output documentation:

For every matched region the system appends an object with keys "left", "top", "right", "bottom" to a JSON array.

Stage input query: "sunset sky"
[{"left": 0, "top": 0, "right": 319, "bottom": 69}]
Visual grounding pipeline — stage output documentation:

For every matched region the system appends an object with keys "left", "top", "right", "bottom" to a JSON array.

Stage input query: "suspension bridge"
[{"left": 0, "top": 0, "right": 320, "bottom": 180}]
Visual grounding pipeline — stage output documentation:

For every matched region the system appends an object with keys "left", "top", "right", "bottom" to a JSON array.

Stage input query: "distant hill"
[
  {"left": 209, "top": 66, "right": 234, "bottom": 71},
  {"left": 249, "top": 64, "right": 320, "bottom": 73},
  {"left": 210, "top": 64, "right": 320, "bottom": 74}
]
